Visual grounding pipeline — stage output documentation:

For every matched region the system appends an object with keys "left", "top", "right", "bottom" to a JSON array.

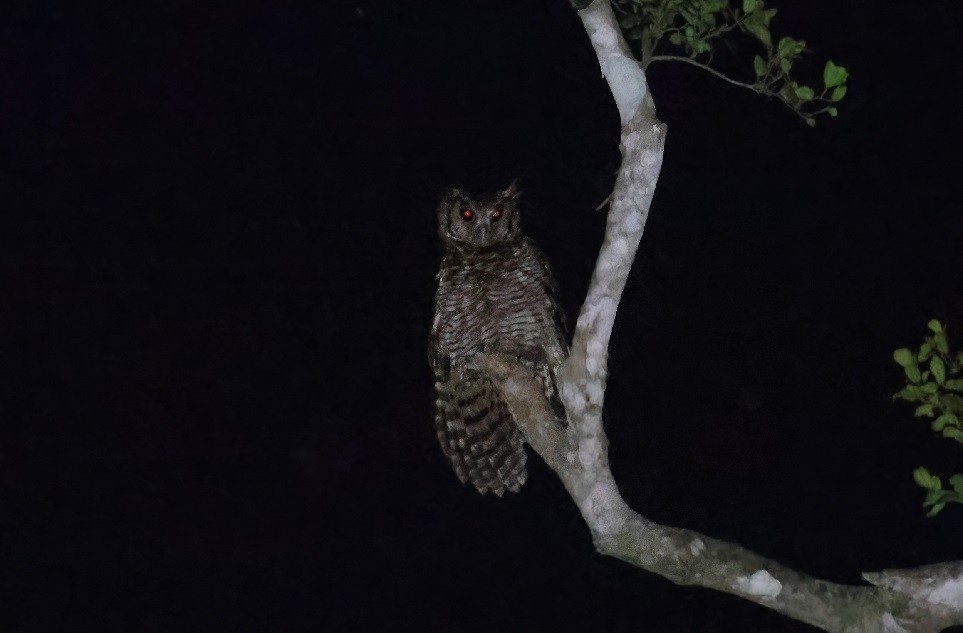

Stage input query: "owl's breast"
[{"left": 434, "top": 249, "right": 550, "bottom": 362}]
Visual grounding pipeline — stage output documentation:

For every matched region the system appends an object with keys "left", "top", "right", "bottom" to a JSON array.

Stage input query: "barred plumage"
[{"left": 429, "top": 182, "right": 567, "bottom": 496}]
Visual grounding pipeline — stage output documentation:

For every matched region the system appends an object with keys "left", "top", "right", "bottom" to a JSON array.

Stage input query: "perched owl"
[{"left": 429, "top": 181, "right": 568, "bottom": 496}]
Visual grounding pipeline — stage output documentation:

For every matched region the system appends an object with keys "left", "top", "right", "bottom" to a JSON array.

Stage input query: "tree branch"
[
  {"left": 486, "top": 353, "right": 963, "bottom": 633},
  {"left": 480, "top": 1, "right": 963, "bottom": 631},
  {"left": 647, "top": 54, "right": 763, "bottom": 91}
]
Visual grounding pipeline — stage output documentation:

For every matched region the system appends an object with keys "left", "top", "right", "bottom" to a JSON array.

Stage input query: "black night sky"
[{"left": 5, "top": 1, "right": 963, "bottom": 631}]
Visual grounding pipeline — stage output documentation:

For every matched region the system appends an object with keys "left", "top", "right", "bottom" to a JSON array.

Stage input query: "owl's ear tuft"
[
  {"left": 499, "top": 179, "right": 521, "bottom": 201},
  {"left": 442, "top": 187, "right": 465, "bottom": 202}
]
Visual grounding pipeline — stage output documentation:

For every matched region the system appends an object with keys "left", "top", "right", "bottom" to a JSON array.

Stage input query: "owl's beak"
[{"left": 477, "top": 226, "right": 489, "bottom": 242}]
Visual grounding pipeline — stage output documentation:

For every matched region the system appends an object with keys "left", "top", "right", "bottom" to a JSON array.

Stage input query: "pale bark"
[{"left": 482, "top": 1, "right": 963, "bottom": 631}]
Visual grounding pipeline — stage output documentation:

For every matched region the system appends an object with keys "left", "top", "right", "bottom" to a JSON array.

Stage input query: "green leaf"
[
  {"left": 942, "top": 427, "right": 963, "bottom": 442},
  {"left": 927, "top": 502, "right": 946, "bottom": 516},
  {"left": 921, "top": 381, "right": 938, "bottom": 393},
  {"left": 944, "top": 379, "right": 963, "bottom": 393},
  {"left": 925, "top": 487, "right": 948, "bottom": 504},
  {"left": 941, "top": 393, "right": 963, "bottom": 413},
  {"left": 894, "top": 385, "right": 925, "bottom": 402},
  {"left": 742, "top": 8, "right": 776, "bottom": 48},
  {"left": 794, "top": 85, "right": 814, "bottom": 101},
  {"left": 915, "top": 404, "right": 935, "bottom": 418},
  {"left": 935, "top": 332, "right": 949, "bottom": 354},
  {"left": 919, "top": 342, "right": 933, "bottom": 362},
  {"left": 779, "top": 57, "right": 792, "bottom": 73},
  {"left": 831, "top": 86, "right": 847, "bottom": 102},
  {"left": 742, "top": 0, "right": 758, "bottom": 12},
  {"left": 905, "top": 364, "right": 922, "bottom": 384},
  {"left": 931, "top": 356, "right": 947, "bottom": 385},
  {"left": 913, "top": 467, "right": 937, "bottom": 489},
  {"left": 823, "top": 60, "right": 849, "bottom": 88},
  {"left": 927, "top": 319, "right": 944, "bottom": 333},
  {"left": 932, "top": 413, "right": 959, "bottom": 431},
  {"left": 894, "top": 348, "right": 915, "bottom": 367},
  {"left": 777, "top": 37, "right": 805, "bottom": 59},
  {"left": 669, "top": 32, "right": 683, "bottom": 45},
  {"left": 827, "top": 107, "right": 838, "bottom": 117},
  {"left": 950, "top": 474, "right": 963, "bottom": 496},
  {"left": 753, "top": 55, "right": 767, "bottom": 77}
]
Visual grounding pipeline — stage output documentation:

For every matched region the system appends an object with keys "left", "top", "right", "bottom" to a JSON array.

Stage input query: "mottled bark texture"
[{"left": 482, "top": 1, "right": 963, "bottom": 631}]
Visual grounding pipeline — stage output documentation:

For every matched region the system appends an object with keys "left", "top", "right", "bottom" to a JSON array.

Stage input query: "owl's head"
[{"left": 437, "top": 181, "right": 523, "bottom": 251}]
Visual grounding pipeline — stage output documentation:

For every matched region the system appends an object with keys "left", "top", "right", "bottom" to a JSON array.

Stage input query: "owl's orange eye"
[
  {"left": 491, "top": 208, "right": 503, "bottom": 221},
  {"left": 460, "top": 208, "right": 474, "bottom": 221}
]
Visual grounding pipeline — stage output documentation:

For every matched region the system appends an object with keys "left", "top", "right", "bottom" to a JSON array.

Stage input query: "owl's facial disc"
[{"left": 439, "top": 186, "right": 520, "bottom": 250}]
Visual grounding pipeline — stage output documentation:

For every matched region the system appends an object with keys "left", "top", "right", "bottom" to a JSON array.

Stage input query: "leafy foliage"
[
  {"left": 894, "top": 320, "right": 963, "bottom": 515},
  {"left": 609, "top": 0, "right": 848, "bottom": 125}
]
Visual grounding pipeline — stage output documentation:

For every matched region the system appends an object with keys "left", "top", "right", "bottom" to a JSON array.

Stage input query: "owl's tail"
[{"left": 433, "top": 375, "right": 527, "bottom": 496}]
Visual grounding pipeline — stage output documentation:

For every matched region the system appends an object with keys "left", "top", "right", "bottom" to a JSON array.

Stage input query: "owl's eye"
[
  {"left": 460, "top": 208, "right": 474, "bottom": 221},
  {"left": 491, "top": 208, "right": 503, "bottom": 221}
]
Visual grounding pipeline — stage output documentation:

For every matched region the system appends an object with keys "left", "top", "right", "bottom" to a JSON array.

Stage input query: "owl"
[{"left": 429, "top": 181, "right": 568, "bottom": 496}]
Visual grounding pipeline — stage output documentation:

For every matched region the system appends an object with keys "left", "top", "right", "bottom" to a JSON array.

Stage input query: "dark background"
[{"left": 5, "top": 0, "right": 963, "bottom": 631}]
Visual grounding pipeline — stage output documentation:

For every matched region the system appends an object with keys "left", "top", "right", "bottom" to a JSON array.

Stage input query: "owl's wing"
[
  {"left": 527, "top": 238, "right": 570, "bottom": 361},
  {"left": 433, "top": 371, "right": 528, "bottom": 496},
  {"left": 428, "top": 266, "right": 452, "bottom": 381},
  {"left": 428, "top": 319, "right": 447, "bottom": 380}
]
